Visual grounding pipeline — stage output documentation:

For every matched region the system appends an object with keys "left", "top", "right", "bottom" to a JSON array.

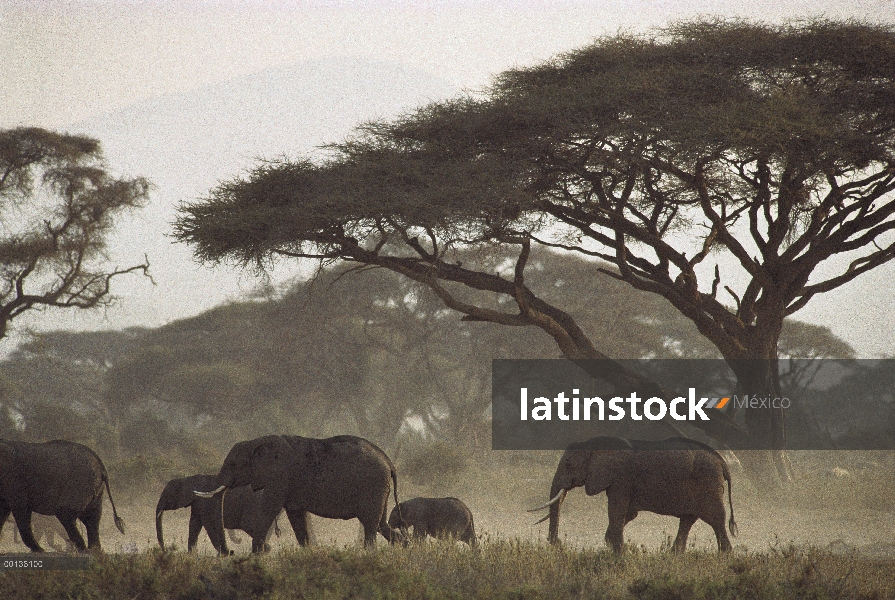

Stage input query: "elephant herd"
[{"left": 0, "top": 434, "right": 737, "bottom": 554}]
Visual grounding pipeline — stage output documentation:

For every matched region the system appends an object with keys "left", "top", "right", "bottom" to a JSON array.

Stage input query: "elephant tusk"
[
  {"left": 527, "top": 490, "right": 565, "bottom": 512},
  {"left": 194, "top": 485, "right": 226, "bottom": 498},
  {"left": 533, "top": 513, "right": 550, "bottom": 525}
]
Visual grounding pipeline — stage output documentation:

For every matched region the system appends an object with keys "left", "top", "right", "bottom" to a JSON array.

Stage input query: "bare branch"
[{"left": 711, "top": 264, "right": 720, "bottom": 298}]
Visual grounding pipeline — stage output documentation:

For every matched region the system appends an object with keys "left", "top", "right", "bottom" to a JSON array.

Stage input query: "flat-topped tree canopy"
[
  {"left": 175, "top": 142, "right": 531, "bottom": 266},
  {"left": 175, "top": 20, "right": 895, "bottom": 463}
]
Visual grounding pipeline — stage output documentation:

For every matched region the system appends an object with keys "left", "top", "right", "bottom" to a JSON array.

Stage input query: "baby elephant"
[
  {"left": 388, "top": 497, "right": 476, "bottom": 545},
  {"left": 156, "top": 474, "right": 278, "bottom": 554}
]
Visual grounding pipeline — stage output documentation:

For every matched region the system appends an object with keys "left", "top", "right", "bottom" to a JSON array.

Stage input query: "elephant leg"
[
  {"left": 249, "top": 489, "right": 286, "bottom": 553},
  {"left": 57, "top": 513, "right": 88, "bottom": 552},
  {"left": 713, "top": 523, "right": 733, "bottom": 553},
  {"left": 196, "top": 498, "right": 229, "bottom": 555},
  {"left": 187, "top": 510, "right": 203, "bottom": 553},
  {"left": 286, "top": 509, "right": 310, "bottom": 546},
  {"left": 260, "top": 523, "right": 274, "bottom": 553},
  {"left": 672, "top": 515, "right": 697, "bottom": 553},
  {"left": 12, "top": 510, "right": 44, "bottom": 553},
  {"left": 604, "top": 492, "right": 630, "bottom": 553},
  {"left": 250, "top": 516, "right": 276, "bottom": 553},
  {"left": 264, "top": 515, "right": 279, "bottom": 546},
  {"left": 412, "top": 525, "right": 426, "bottom": 541},
  {"left": 81, "top": 502, "right": 102, "bottom": 550},
  {"left": 377, "top": 508, "right": 404, "bottom": 545},
  {"left": 206, "top": 513, "right": 230, "bottom": 555},
  {"left": 361, "top": 518, "right": 379, "bottom": 548},
  {"left": 259, "top": 521, "right": 274, "bottom": 553},
  {"left": 462, "top": 524, "right": 476, "bottom": 546},
  {"left": 706, "top": 513, "right": 733, "bottom": 553}
]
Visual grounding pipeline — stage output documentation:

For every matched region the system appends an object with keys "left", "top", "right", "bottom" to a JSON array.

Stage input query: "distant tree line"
[{"left": 0, "top": 248, "right": 861, "bottom": 466}]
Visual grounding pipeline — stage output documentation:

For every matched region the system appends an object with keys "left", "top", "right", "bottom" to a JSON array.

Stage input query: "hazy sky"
[
  {"left": 2, "top": 0, "right": 894, "bottom": 357},
  {"left": 7, "top": 0, "right": 893, "bottom": 129}
]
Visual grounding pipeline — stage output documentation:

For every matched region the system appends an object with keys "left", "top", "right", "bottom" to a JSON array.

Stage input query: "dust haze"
[{"left": 1, "top": 257, "right": 892, "bottom": 557}]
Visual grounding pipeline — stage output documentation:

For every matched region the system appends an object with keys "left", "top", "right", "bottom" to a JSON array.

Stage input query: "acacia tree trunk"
[{"left": 726, "top": 336, "right": 793, "bottom": 487}]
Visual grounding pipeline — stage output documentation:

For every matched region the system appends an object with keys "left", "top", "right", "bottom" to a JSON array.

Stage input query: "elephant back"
[
  {"left": 308, "top": 437, "right": 393, "bottom": 473},
  {"left": 11, "top": 441, "right": 105, "bottom": 513},
  {"left": 285, "top": 435, "right": 396, "bottom": 520}
]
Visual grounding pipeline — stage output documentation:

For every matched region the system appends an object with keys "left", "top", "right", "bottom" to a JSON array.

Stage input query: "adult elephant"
[
  {"left": 0, "top": 440, "right": 125, "bottom": 552},
  {"left": 530, "top": 436, "right": 737, "bottom": 553},
  {"left": 197, "top": 435, "right": 404, "bottom": 551},
  {"left": 156, "top": 475, "right": 281, "bottom": 554}
]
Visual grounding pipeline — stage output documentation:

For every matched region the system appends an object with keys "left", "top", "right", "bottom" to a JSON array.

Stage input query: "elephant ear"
[
  {"left": 252, "top": 441, "right": 281, "bottom": 461},
  {"left": 252, "top": 442, "right": 268, "bottom": 461},
  {"left": 176, "top": 479, "right": 198, "bottom": 508},
  {"left": 251, "top": 438, "right": 291, "bottom": 487},
  {"left": 584, "top": 449, "right": 631, "bottom": 496},
  {"left": 252, "top": 441, "right": 283, "bottom": 475},
  {"left": 186, "top": 476, "right": 218, "bottom": 506}
]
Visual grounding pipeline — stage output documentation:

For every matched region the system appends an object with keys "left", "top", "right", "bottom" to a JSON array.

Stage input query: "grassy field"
[{"left": 1, "top": 542, "right": 894, "bottom": 599}]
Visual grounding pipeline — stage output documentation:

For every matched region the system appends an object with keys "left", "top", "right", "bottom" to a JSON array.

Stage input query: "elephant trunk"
[
  {"left": 156, "top": 507, "right": 166, "bottom": 550},
  {"left": 547, "top": 482, "right": 568, "bottom": 545},
  {"left": 156, "top": 487, "right": 180, "bottom": 550}
]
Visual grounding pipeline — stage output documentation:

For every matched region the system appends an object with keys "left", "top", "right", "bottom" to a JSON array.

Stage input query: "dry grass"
[{"left": 1, "top": 542, "right": 894, "bottom": 599}]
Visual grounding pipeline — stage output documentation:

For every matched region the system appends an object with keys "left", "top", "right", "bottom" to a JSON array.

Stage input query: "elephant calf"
[
  {"left": 157, "top": 475, "right": 279, "bottom": 554},
  {"left": 388, "top": 497, "right": 476, "bottom": 545}
]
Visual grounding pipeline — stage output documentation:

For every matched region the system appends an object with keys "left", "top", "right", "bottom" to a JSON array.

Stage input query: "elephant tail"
[
  {"left": 391, "top": 466, "right": 403, "bottom": 524},
  {"left": 723, "top": 462, "right": 738, "bottom": 538},
  {"left": 465, "top": 513, "right": 477, "bottom": 547},
  {"left": 103, "top": 473, "right": 126, "bottom": 535},
  {"left": 156, "top": 508, "right": 166, "bottom": 549},
  {"left": 219, "top": 488, "right": 229, "bottom": 555}
]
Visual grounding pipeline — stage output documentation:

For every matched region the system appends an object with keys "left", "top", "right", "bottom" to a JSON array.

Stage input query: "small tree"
[
  {"left": 0, "top": 127, "right": 150, "bottom": 341},
  {"left": 175, "top": 21, "right": 895, "bottom": 481}
]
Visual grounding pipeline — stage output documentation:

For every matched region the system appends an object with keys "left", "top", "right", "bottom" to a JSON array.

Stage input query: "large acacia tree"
[
  {"left": 176, "top": 21, "right": 895, "bottom": 478},
  {"left": 0, "top": 127, "right": 150, "bottom": 340}
]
